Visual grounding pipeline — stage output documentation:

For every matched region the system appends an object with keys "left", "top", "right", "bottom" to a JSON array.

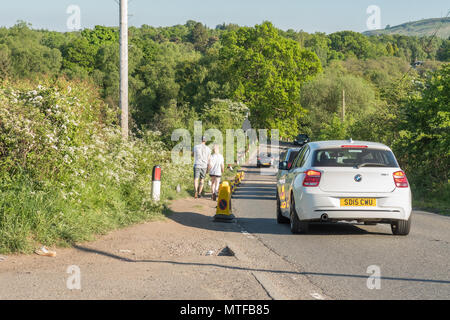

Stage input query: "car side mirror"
[{"left": 278, "top": 161, "right": 288, "bottom": 170}]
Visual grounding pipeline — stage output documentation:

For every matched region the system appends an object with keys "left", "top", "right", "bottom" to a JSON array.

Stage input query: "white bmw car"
[{"left": 276, "top": 140, "right": 412, "bottom": 236}]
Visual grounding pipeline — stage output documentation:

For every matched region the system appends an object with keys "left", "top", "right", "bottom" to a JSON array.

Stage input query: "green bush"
[
  {"left": 0, "top": 79, "right": 192, "bottom": 254},
  {"left": 393, "top": 64, "right": 449, "bottom": 212}
]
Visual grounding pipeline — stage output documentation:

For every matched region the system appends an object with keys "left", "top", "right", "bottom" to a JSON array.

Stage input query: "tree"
[
  {"left": 328, "top": 31, "right": 373, "bottom": 59},
  {"left": 304, "top": 33, "right": 330, "bottom": 66},
  {"left": 94, "top": 43, "right": 120, "bottom": 106},
  {"left": 318, "top": 114, "right": 353, "bottom": 141},
  {"left": 201, "top": 99, "right": 249, "bottom": 131},
  {"left": 219, "top": 22, "right": 322, "bottom": 138},
  {"left": 394, "top": 64, "right": 449, "bottom": 190},
  {"left": 62, "top": 37, "right": 97, "bottom": 73},
  {"left": 437, "top": 38, "right": 450, "bottom": 62},
  {"left": 189, "top": 23, "right": 209, "bottom": 53},
  {"left": 301, "top": 64, "right": 378, "bottom": 137},
  {"left": 0, "top": 44, "right": 11, "bottom": 79},
  {"left": 0, "top": 22, "right": 62, "bottom": 78},
  {"left": 152, "top": 99, "right": 198, "bottom": 144},
  {"left": 132, "top": 42, "right": 200, "bottom": 127},
  {"left": 7, "top": 38, "right": 62, "bottom": 78},
  {"left": 386, "top": 43, "right": 395, "bottom": 56},
  {"left": 81, "top": 26, "right": 119, "bottom": 47}
]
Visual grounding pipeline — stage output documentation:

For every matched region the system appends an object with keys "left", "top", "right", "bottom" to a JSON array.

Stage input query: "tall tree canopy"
[{"left": 219, "top": 22, "right": 322, "bottom": 138}]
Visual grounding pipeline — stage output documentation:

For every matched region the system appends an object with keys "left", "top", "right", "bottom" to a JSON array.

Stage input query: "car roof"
[
  {"left": 307, "top": 140, "right": 391, "bottom": 151},
  {"left": 287, "top": 148, "right": 301, "bottom": 153}
]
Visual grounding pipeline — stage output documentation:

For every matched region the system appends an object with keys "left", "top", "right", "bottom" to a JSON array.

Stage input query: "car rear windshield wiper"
[{"left": 356, "top": 163, "right": 388, "bottom": 169}]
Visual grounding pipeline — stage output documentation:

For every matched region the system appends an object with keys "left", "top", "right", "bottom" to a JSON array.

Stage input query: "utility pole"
[
  {"left": 120, "top": 0, "right": 129, "bottom": 140},
  {"left": 342, "top": 89, "right": 346, "bottom": 122}
]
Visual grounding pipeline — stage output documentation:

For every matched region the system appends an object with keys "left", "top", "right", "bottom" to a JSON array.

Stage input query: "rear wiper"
[{"left": 356, "top": 163, "right": 388, "bottom": 169}]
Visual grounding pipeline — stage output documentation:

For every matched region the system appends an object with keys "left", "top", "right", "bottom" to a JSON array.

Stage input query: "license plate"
[
  {"left": 340, "top": 198, "right": 377, "bottom": 207},
  {"left": 263, "top": 163, "right": 271, "bottom": 166}
]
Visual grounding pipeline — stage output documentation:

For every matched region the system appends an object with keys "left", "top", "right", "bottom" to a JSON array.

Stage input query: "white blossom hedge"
[{"left": 0, "top": 79, "right": 192, "bottom": 253}]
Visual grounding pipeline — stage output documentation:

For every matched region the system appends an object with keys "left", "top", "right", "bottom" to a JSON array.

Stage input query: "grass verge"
[{"left": 412, "top": 184, "right": 450, "bottom": 216}]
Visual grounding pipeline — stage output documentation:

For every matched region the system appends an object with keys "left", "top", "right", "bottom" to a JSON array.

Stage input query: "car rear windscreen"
[{"left": 312, "top": 148, "right": 399, "bottom": 168}]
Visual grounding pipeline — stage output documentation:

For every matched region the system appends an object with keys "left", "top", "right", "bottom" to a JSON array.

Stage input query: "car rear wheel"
[
  {"left": 391, "top": 216, "right": 412, "bottom": 236},
  {"left": 290, "top": 197, "right": 309, "bottom": 234},
  {"left": 276, "top": 191, "right": 289, "bottom": 224}
]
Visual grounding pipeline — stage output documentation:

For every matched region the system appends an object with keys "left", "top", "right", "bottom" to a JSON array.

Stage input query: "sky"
[{"left": 1, "top": 0, "right": 448, "bottom": 33}]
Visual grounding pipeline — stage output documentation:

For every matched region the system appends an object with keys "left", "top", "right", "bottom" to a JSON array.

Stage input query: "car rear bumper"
[
  {"left": 310, "top": 209, "right": 408, "bottom": 222},
  {"left": 296, "top": 189, "right": 412, "bottom": 222}
]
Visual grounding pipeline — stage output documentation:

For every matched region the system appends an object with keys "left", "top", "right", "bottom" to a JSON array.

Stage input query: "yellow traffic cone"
[{"left": 214, "top": 181, "right": 235, "bottom": 222}]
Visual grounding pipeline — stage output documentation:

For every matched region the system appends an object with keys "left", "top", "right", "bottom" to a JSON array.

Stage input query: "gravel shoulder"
[{"left": 0, "top": 196, "right": 324, "bottom": 300}]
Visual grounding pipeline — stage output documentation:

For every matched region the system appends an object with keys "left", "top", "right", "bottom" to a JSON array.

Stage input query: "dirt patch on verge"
[{"left": 0, "top": 197, "right": 269, "bottom": 300}]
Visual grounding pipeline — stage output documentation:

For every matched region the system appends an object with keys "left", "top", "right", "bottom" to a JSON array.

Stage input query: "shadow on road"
[
  {"left": 236, "top": 185, "right": 275, "bottom": 190},
  {"left": 238, "top": 219, "right": 392, "bottom": 236},
  {"left": 72, "top": 244, "right": 450, "bottom": 285},
  {"left": 165, "top": 208, "right": 396, "bottom": 237},
  {"left": 232, "top": 195, "right": 276, "bottom": 201}
]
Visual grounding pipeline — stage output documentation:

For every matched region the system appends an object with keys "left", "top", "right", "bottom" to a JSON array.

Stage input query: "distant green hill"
[{"left": 364, "top": 17, "right": 450, "bottom": 38}]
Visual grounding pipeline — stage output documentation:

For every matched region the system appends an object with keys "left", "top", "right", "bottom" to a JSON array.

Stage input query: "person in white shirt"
[
  {"left": 208, "top": 144, "right": 225, "bottom": 201},
  {"left": 192, "top": 136, "right": 211, "bottom": 199}
]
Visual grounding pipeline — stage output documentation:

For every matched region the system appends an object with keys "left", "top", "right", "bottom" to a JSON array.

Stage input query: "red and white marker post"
[{"left": 152, "top": 165, "right": 162, "bottom": 202}]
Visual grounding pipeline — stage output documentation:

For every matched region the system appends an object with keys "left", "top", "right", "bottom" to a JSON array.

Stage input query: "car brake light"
[
  {"left": 393, "top": 171, "right": 409, "bottom": 188},
  {"left": 341, "top": 145, "right": 368, "bottom": 149},
  {"left": 303, "top": 170, "right": 322, "bottom": 187}
]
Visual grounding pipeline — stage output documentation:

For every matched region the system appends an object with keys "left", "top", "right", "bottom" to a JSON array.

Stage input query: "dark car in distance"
[{"left": 294, "top": 134, "right": 310, "bottom": 146}]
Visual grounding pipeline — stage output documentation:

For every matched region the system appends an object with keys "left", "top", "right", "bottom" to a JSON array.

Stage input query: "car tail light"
[
  {"left": 303, "top": 170, "right": 322, "bottom": 187},
  {"left": 393, "top": 171, "right": 409, "bottom": 188}
]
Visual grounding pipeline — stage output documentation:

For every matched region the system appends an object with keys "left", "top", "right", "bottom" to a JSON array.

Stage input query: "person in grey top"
[{"left": 192, "top": 136, "right": 211, "bottom": 199}]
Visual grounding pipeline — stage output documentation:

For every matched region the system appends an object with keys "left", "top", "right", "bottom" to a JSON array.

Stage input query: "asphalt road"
[{"left": 233, "top": 144, "right": 450, "bottom": 300}]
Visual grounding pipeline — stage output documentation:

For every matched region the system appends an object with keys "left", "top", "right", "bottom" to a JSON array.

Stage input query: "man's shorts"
[{"left": 194, "top": 167, "right": 207, "bottom": 180}]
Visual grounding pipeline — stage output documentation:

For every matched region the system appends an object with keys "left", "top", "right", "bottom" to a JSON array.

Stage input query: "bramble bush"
[{"left": 0, "top": 79, "right": 192, "bottom": 253}]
